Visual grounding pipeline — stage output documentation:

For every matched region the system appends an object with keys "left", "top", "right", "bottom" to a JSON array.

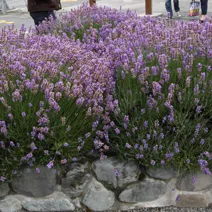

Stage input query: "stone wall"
[{"left": 1, "top": 157, "right": 212, "bottom": 212}]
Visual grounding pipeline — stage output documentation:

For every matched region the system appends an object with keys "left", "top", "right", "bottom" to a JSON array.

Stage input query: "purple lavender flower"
[
  {"left": 21, "top": 112, "right": 26, "bottom": 117},
  {"left": 47, "top": 161, "right": 54, "bottom": 169},
  {"left": 31, "top": 131, "right": 36, "bottom": 138},
  {"left": 153, "top": 145, "right": 158, "bottom": 152},
  {"left": 61, "top": 159, "right": 67, "bottom": 164},
  {"left": 192, "top": 176, "right": 196, "bottom": 184},
  {"left": 194, "top": 85, "right": 199, "bottom": 95},
  {"left": 121, "top": 70, "right": 125, "bottom": 79},
  {"left": 146, "top": 134, "right": 151, "bottom": 140},
  {"left": 161, "top": 160, "right": 165, "bottom": 165},
  {"left": 186, "top": 159, "right": 190, "bottom": 163},
  {"left": 126, "top": 132, "right": 131, "bottom": 137},
  {"left": 115, "top": 128, "right": 120, "bottom": 134},
  {"left": 36, "top": 168, "right": 40, "bottom": 174},
  {"left": 0, "top": 176, "right": 6, "bottom": 182},
  {"left": 204, "top": 128, "right": 208, "bottom": 133},
  {"left": 195, "top": 123, "right": 201, "bottom": 137},
  {"left": 72, "top": 157, "right": 78, "bottom": 161},
  {"left": 134, "top": 143, "right": 139, "bottom": 149},
  {"left": 136, "top": 154, "right": 144, "bottom": 159},
  {"left": 37, "top": 133, "right": 45, "bottom": 141},
  {"left": 141, "top": 109, "right": 145, "bottom": 114},
  {"left": 56, "top": 151, "right": 61, "bottom": 155},
  {"left": 114, "top": 168, "right": 120, "bottom": 177},
  {"left": 200, "top": 139, "right": 205, "bottom": 145},
  {"left": 30, "top": 142, "right": 37, "bottom": 151},
  {"left": 151, "top": 160, "right": 156, "bottom": 166},
  {"left": 202, "top": 167, "right": 211, "bottom": 175},
  {"left": 198, "top": 159, "right": 208, "bottom": 167},
  {"left": 40, "top": 101, "right": 44, "bottom": 107},
  {"left": 152, "top": 66, "right": 159, "bottom": 75},
  {"left": 125, "top": 143, "right": 132, "bottom": 148},
  {"left": 8, "top": 113, "right": 13, "bottom": 120},
  {"left": 152, "top": 81, "right": 162, "bottom": 96},
  {"left": 124, "top": 115, "right": 129, "bottom": 123},
  {"left": 176, "top": 195, "right": 180, "bottom": 202},
  {"left": 110, "top": 121, "right": 115, "bottom": 127},
  {"left": 144, "top": 143, "right": 148, "bottom": 149},
  {"left": 201, "top": 72, "right": 206, "bottom": 81},
  {"left": 85, "top": 132, "right": 91, "bottom": 138},
  {"left": 143, "top": 121, "right": 148, "bottom": 128},
  {"left": 196, "top": 106, "right": 202, "bottom": 114},
  {"left": 160, "top": 133, "right": 164, "bottom": 139},
  {"left": 63, "top": 142, "right": 69, "bottom": 147},
  {"left": 165, "top": 153, "right": 174, "bottom": 159},
  {"left": 10, "top": 141, "right": 15, "bottom": 147}
]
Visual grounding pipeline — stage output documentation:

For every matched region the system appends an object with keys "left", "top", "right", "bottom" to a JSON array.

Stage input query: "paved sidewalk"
[
  {"left": 2, "top": 0, "right": 212, "bottom": 16},
  {"left": 98, "top": 0, "right": 212, "bottom": 15}
]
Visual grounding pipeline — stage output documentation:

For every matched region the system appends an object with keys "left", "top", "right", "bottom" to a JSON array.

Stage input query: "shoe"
[
  {"left": 176, "top": 12, "right": 181, "bottom": 17},
  {"left": 200, "top": 14, "right": 206, "bottom": 23}
]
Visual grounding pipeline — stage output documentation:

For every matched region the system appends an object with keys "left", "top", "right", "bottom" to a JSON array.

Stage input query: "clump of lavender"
[
  {"left": 0, "top": 25, "right": 107, "bottom": 180},
  {"left": 0, "top": 5, "right": 212, "bottom": 182}
]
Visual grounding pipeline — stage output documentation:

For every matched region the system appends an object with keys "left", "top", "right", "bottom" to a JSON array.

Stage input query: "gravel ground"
[
  {"left": 123, "top": 207, "right": 212, "bottom": 212},
  {"left": 17, "top": 206, "right": 212, "bottom": 212}
]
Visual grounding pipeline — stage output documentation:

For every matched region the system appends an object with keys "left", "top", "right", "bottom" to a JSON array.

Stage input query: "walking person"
[
  {"left": 200, "top": 0, "right": 208, "bottom": 23},
  {"left": 165, "top": 0, "right": 181, "bottom": 19},
  {"left": 27, "top": 0, "right": 62, "bottom": 26}
]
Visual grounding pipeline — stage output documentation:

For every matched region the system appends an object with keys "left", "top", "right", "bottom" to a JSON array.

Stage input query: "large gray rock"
[
  {"left": 177, "top": 172, "right": 212, "bottom": 191},
  {"left": 119, "top": 179, "right": 166, "bottom": 203},
  {"left": 0, "top": 196, "right": 22, "bottom": 212},
  {"left": 146, "top": 167, "right": 177, "bottom": 180},
  {"left": 92, "top": 157, "right": 141, "bottom": 188},
  {"left": 0, "top": 183, "right": 10, "bottom": 199},
  {"left": 62, "top": 162, "right": 92, "bottom": 198},
  {"left": 22, "top": 192, "right": 75, "bottom": 212},
  {"left": 11, "top": 166, "right": 57, "bottom": 197},
  {"left": 175, "top": 194, "right": 208, "bottom": 208},
  {"left": 82, "top": 178, "right": 115, "bottom": 211}
]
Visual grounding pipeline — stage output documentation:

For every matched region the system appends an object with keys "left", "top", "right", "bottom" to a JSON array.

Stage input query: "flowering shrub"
[
  {"left": 0, "top": 5, "right": 212, "bottom": 181},
  {"left": 0, "top": 25, "right": 113, "bottom": 180},
  {"left": 37, "top": 4, "right": 137, "bottom": 41}
]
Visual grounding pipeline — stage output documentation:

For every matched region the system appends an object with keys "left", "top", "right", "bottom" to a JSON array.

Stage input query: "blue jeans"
[
  {"left": 165, "top": 0, "right": 180, "bottom": 17},
  {"left": 30, "top": 11, "right": 56, "bottom": 26}
]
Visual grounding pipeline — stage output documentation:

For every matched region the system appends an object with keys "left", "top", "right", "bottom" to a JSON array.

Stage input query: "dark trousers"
[
  {"left": 30, "top": 11, "right": 56, "bottom": 26},
  {"left": 201, "top": 0, "right": 208, "bottom": 15},
  {"left": 165, "top": 0, "right": 180, "bottom": 17}
]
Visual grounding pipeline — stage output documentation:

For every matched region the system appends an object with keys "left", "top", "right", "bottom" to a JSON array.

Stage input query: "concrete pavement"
[
  {"left": 0, "top": 0, "right": 212, "bottom": 29},
  {"left": 98, "top": 0, "right": 212, "bottom": 15},
  {"left": 2, "top": 0, "right": 212, "bottom": 15}
]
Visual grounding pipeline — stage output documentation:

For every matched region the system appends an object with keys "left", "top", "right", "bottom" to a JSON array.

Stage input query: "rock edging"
[{"left": 1, "top": 157, "right": 212, "bottom": 211}]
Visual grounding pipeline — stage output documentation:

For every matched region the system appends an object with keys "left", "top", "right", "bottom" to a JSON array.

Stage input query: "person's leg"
[
  {"left": 165, "top": 0, "right": 173, "bottom": 18},
  {"left": 47, "top": 11, "right": 57, "bottom": 21},
  {"left": 30, "top": 11, "right": 56, "bottom": 26},
  {"left": 173, "top": 0, "right": 180, "bottom": 12},
  {"left": 201, "top": 0, "right": 208, "bottom": 15},
  {"left": 200, "top": 0, "right": 208, "bottom": 22}
]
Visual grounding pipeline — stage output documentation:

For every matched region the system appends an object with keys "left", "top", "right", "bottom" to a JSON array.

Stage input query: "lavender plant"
[
  {"left": 0, "top": 26, "right": 111, "bottom": 180},
  {"left": 110, "top": 63, "right": 212, "bottom": 173},
  {"left": 0, "top": 5, "right": 212, "bottom": 182}
]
